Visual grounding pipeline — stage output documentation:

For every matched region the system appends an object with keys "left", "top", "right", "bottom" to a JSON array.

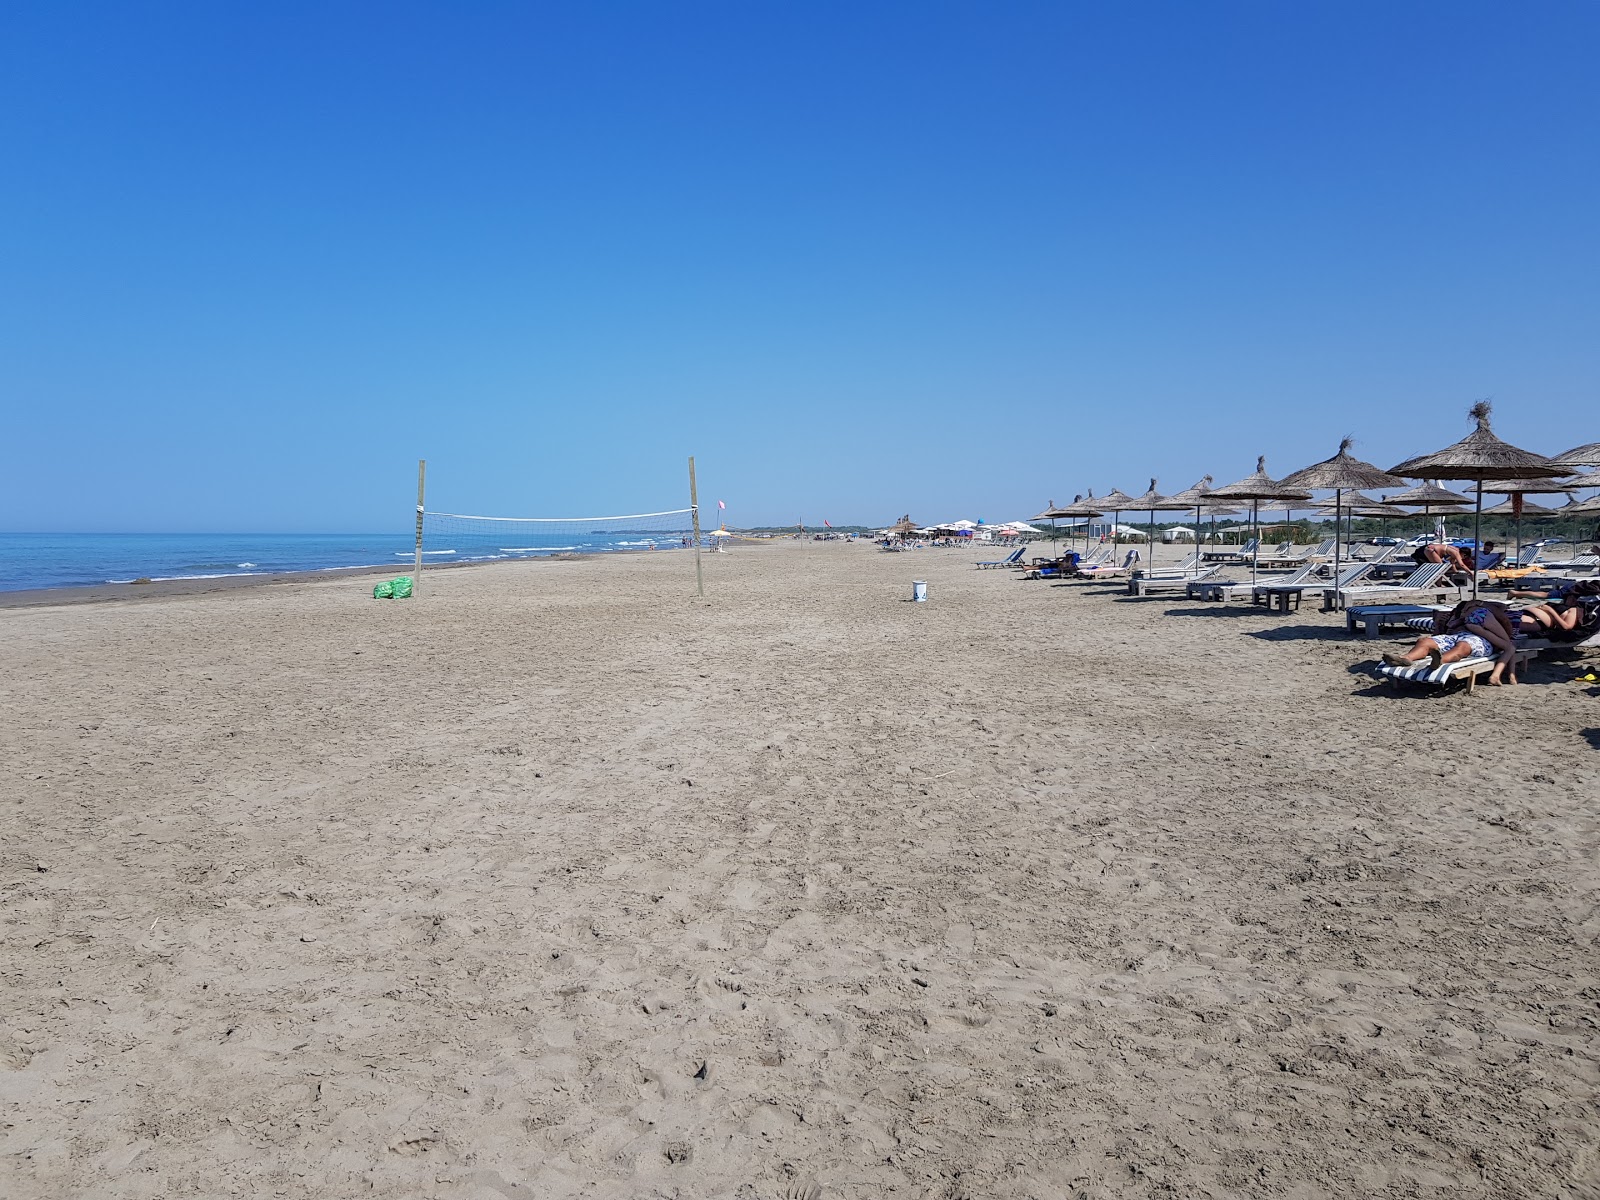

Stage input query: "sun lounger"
[
  {"left": 1073, "top": 544, "right": 1113, "bottom": 568},
  {"left": 1272, "top": 537, "right": 1337, "bottom": 568},
  {"left": 1538, "top": 553, "right": 1599, "bottom": 573},
  {"left": 1375, "top": 640, "right": 1545, "bottom": 694},
  {"left": 1351, "top": 543, "right": 1403, "bottom": 564},
  {"left": 1202, "top": 538, "right": 1258, "bottom": 563},
  {"left": 1253, "top": 562, "right": 1363, "bottom": 613},
  {"left": 1324, "top": 561, "right": 1456, "bottom": 611},
  {"left": 1185, "top": 577, "right": 1251, "bottom": 601},
  {"left": 1076, "top": 549, "right": 1142, "bottom": 579},
  {"left": 1129, "top": 563, "right": 1221, "bottom": 596},
  {"left": 1130, "top": 551, "right": 1203, "bottom": 581},
  {"left": 1345, "top": 603, "right": 1452, "bottom": 639},
  {"left": 977, "top": 547, "right": 1027, "bottom": 569}
]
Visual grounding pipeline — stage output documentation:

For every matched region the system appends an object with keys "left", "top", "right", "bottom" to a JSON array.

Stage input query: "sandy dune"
[{"left": 3, "top": 541, "right": 1597, "bottom": 1198}]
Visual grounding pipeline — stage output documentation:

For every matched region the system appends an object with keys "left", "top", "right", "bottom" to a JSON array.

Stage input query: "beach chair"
[
  {"left": 1538, "top": 552, "right": 1599, "bottom": 573},
  {"left": 1186, "top": 576, "right": 1254, "bottom": 601},
  {"left": 1356, "top": 542, "right": 1402, "bottom": 564},
  {"left": 1077, "top": 549, "right": 1142, "bottom": 578},
  {"left": 1375, "top": 639, "right": 1546, "bottom": 694},
  {"left": 1203, "top": 537, "right": 1258, "bottom": 564},
  {"left": 976, "top": 546, "right": 1026, "bottom": 569},
  {"left": 1324, "top": 560, "right": 1455, "bottom": 611},
  {"left": 1252, "top": 561, "right": 1364, "bottom": 613},
  {"left": 1129, "top": 563, "right": 1221, "bottom": 596},
  {"left": 1346, "top": 603, "right": 1452, "bottom": 639},
  {"left": 1077, "top": 544, "right": 1114, "bottom": 567},
  {"left": 1273, "top": 537, "right": 1337, "bottom": 568},
  {"left": 1134, "top": 550, "right": 1202, "bottom": 579}
]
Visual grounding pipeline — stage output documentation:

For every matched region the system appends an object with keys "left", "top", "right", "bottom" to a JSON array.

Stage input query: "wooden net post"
[
  {"left": 413, "top": 459, "right": 426, "bottom": 598},
  {"left": 688, "top": 456, "right": 704, "bottom": 597}
]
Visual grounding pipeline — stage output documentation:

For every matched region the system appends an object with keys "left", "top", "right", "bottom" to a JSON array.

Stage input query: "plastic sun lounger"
[
  {"left": 1375, "top": 642, "right": 1544, "bottom": 693},
  {"left": 1076, "top": 549, "right": 1142, "bottom": 578},
  {"left": 1250, "top": 562, "right": 1352, "bottom": 613},
  {"left": 1345, "top": 603, "right": 1451, "bottom": 639},
  {"left": 1271, "top": 538, "right": 1338, "bottom": 568},
  {"left": 1203, "top": 538, "right": 1258, "bottom": 563},
  {"left": 1324, "top": 561, "right": 1456, "bottom": 611},
  {"left": 1131, "top": 551, "right": 1202, "bottom": 580},
  {"left": 1352, "top": 542, "right": 1402, "bottom": 564},
  {"left": 1070, "top": 544, "right": 1113, "bottom": 568},
  {"left": 1538, "top": 553, "right": 1600, "bottom": 573},
  {"left": 1186, "top": 577, "right": 1253, "bottom": 601},
  {"left": 976, "top": 547, "right": 1027, "bottom": 569},
  {"left": 1129, "top": 564, "right": 1221, "bottom": 596},
  {"left": 1376, "top": 623, "right": 1550, "bottom": 692}
]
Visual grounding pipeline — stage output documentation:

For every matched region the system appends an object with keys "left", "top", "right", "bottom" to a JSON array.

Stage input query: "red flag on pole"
[{"left": 823, "top": 519, "right": 831, "bottom": 528}]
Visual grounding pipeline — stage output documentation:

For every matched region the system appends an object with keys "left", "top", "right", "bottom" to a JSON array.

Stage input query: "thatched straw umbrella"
[
  {"left": 1052, "top": 493, "right": 1106, "bottom": 558},
  {"left": 1382, "top": 481, "right": 1473, "bottom": 544},
  {"left": 1550, "top": 442, "right": 1600, "bottom": 469},
  {"left": 1197, "top": 498, "right": 1244, "bottom": 546},
  {"left": 1388, "top": 401, "right": 1560, "bottom": 597},
  {"left": 1555, "top": 492, "right": 1600, "bottom": 553},
  {"left": 1167, "top": 476, "right": 1218, "bottom": 550},
  {"left": 1279, "top": 438, "right": 1405, "bottom": 585},
  {"left": 1481, "top": 496, "right": 1556, "bottom": 517},
  {"left": 1480, "top": 477, "right": 1581, "bottom": 563},
  {"left": 1031, "top": 499, "right": 1080, "bottom": 555},
  {"left": 1336, "top": 500, "right": 1411, "bottom": 543},
  {"left": 1093, "top": 488, "right": 1140, "bottom": 562},
  {"left": 1207, "top": 457, "right": 1312, "bottom": 582},
  {"left": 890, "top": 515, "right": 917, "bottom": 540},
  {"left": 1127, "top": 479, "right": 1191, "bottom": 571}
]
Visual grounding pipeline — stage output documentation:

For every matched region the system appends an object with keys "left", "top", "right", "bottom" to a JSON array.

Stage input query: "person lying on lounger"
[
  {"left": 1512, "top": 581, "right": 1600, "bottom": 641},
  {"left": 1411, "top": 541, "right": 1491, "bottom": 581},
  {"left": 1381, "top": 598, "right": 1521, "bottom": 684}
]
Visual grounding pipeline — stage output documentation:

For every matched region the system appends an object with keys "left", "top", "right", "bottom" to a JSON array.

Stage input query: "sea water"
[{"left": 0, "top": 530, "right": 689, "bottom": 593}]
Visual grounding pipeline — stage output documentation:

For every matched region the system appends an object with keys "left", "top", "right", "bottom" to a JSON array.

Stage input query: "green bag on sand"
[
  {"left": 390, "top": 575, "right": 413, "bottom": 599},
  {"left": 372, "top": 579, "right": 394, "bottom": 599}
]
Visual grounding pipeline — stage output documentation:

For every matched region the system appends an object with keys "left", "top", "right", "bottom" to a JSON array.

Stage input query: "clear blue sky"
[{"left": 4, "top": 2, "right": 1596, "bottom": 532}]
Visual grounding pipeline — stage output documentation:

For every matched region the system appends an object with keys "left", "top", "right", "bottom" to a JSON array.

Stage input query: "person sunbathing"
[
  {"left": 1022, "top": 551, "right": 1080, "bottom": 578},
  {"left": 1382, "top": 599, "right": 1521, "bottom": 684},
  {"left": 1514, "top": 582, "right": 1600, "bottom": 641},
  {"left": 1412, "top": 541, "right": 1491, "bottom": 580}
]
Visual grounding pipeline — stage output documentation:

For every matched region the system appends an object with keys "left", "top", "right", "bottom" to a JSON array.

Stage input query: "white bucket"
[{"left": 912, "top": 580, "right": 928, "bottom": 602}]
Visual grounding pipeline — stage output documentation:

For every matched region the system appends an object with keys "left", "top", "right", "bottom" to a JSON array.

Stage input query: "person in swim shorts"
[{"left": 1381, "top": 599, "right": 1521, "bottom": 684}]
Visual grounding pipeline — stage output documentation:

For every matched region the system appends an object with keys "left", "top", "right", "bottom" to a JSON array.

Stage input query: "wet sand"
[{"left": 3, "top": 540, "right": 1597, "bottom": 1198}]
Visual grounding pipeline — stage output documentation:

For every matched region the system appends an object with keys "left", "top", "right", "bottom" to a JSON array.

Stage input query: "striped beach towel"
[{"left": 1376, "top": 657, "right": 1494, "bottom": 686}]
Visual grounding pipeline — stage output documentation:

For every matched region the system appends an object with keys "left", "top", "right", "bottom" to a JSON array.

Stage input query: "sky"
[{"left": 3, "top": 2, "right": 1597, "bottom": 532}]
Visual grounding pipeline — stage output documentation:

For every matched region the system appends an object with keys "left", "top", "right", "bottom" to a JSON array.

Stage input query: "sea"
[{"left": 0, "top": 530, "right": 692, "bottom": 594}]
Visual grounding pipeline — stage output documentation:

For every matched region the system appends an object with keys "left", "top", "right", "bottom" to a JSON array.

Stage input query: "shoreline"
[
  {"left": 0, "top": 541, "right": 771, "bottom": 609},
  {"left": 0, "top": 555, "right": 579, "bottom": 610}
]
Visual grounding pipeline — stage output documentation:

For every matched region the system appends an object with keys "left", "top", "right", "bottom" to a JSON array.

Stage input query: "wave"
[
  {"left": 107, "top": 571, "right": 265, "bottom": 583},
  {"left": 237, "top": 562, "right": 257, "bottom": 568},
  {"left": 400, "top": 550, "right": 457, "bottom": 556},
  {"left": 500, "top": 546, "right": 577, "bottom": 553}
]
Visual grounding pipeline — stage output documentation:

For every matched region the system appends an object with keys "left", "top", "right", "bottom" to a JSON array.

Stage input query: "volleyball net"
[
  {"left": 407, "top": 458, "right": 713, "bottom": 598},
  {"left": 418, "top": 507, "right": 699, "bottom": 566}
]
